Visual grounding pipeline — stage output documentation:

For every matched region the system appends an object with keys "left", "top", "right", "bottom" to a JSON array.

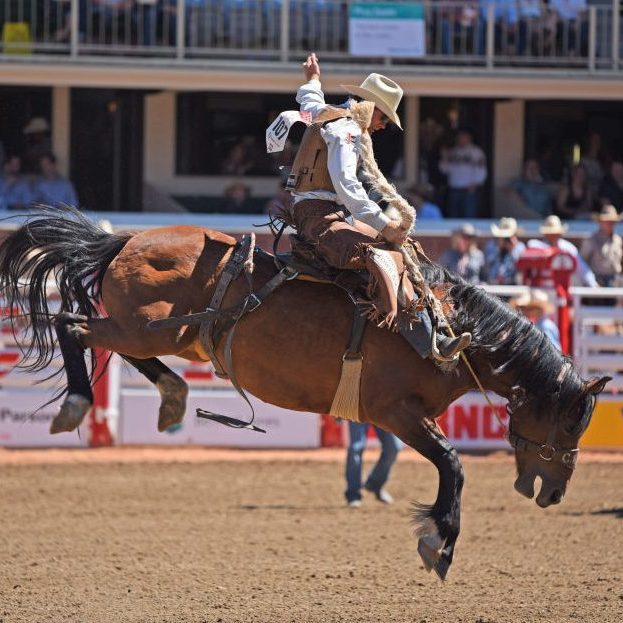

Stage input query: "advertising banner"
[
  {"left": 438, "top": 393, "right": 509, "bottom": 450},
  {"left": 0, "top": 390, "right": 86, "bottom": 447},
  {"left": 579, "top": 396, "right": 623, "bottom": 449},
  {"left": 349, "top": 3, "right": 425, "bottom": 58},
  {"left": 118, "top": 389, "right": 321, "bottom": 448}
]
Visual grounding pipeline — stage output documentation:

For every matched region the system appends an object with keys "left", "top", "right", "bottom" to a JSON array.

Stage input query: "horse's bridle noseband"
[{"left": 504, "top": 397, "right": 583, "bottom": 472}]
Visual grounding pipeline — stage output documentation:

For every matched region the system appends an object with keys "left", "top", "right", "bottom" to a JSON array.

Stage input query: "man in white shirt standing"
[
  {"left": 280, "top": 53, "right": 470, "bottom": 362},
  {"left": 439, "top": 128, "right": 487, "bottom": 218}
]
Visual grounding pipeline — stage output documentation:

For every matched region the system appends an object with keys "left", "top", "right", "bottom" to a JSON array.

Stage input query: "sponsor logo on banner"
[
  {"left": 0, "top": 390, "right": 85, "bottom": 447},
  {"left": 437, "top": 393, "right": 509, "bottom": 450}
]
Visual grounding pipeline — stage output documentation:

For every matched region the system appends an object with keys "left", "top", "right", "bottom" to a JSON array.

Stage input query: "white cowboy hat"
[
  {"left": 341, "top": 73, "right": 403, "bottom": 129},
  {"left": 23, "top": 117, "right": 50, "bottom": 135},
  {"left": 511, "top": 289, "right": 554, "bottom": 314},
  {"left": 539, "top": 215, "right": 568, "bottom": 235},
  {"left": 453, "top": 223, "right": 478, "bottom": 238},
  {"left": 593, "top": 204, "right": 621, "bottom": 222},
  {"left": 490, "top": 217, "right": 519, "bottom": 238}
]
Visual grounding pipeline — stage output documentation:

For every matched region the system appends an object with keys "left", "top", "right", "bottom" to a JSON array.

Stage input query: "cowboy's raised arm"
[{"left": 296, "top": 53, "right": 328, "bottom": 119}]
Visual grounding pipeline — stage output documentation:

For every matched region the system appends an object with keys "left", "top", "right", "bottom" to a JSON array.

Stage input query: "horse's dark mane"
[{"left": 420, "top": 262, "right": 586, "bottom": 421}]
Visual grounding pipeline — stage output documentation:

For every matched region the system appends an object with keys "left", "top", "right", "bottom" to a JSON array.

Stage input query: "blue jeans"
[
  {"left": 447, "top": 188, "right": 480, "bottom": 219},
  {"left": 345, "top": 422, "right": 401, "bottom": 503}
]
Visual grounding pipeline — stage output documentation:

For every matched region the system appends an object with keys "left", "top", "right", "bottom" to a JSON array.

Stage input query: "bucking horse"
[{"left": 0, "top": 207, "right": 609, "bottom": 580}]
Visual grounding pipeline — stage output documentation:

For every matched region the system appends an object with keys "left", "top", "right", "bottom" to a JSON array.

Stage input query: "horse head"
[{"left": 509, "top": 375, "right": 610, "bottom": 508}]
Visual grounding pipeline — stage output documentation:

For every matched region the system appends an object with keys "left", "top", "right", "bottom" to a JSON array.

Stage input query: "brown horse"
[{"left": 0, "top": 208, "right": 609, "bottom": 580}]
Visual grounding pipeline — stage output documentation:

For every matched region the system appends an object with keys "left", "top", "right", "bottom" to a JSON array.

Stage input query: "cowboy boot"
[
  {"left": 434, "top": 331, "right": 472, "bottom": 361},
  {"left": 398, "top": 309, "right": 471, "bottom": 362}
]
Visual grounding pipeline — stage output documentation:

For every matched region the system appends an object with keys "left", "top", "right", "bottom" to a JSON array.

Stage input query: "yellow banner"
[{"left": 581, "top": 398, "right": 623, "bottom": 448}]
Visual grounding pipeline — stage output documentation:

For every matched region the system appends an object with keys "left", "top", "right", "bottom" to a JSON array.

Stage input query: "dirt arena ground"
[{"left": 0, "top": 447, "right": 621, "bottom": 623}]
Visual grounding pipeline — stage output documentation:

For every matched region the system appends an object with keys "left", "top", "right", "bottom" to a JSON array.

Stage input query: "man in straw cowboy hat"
[
  {"left": 276, "top": 52, "right": 470, "bottom": 362},
  {"left": 439, "top": 223, "right": 485, "bottom": 285},
  {"left": 527, "top": 214, "right": 598, "bottom": 287},
  {"left": 510, "top": 289, "right": 561, "bottom": 350},
  {"left": 483, "top": 217, "right": 525, "bottom": 285},
  {"left": 581, "top": 204, "right": 623, "bottom": 287}
]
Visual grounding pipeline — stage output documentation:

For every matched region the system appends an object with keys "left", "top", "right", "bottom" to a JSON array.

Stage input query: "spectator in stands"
[
  {"left": 0, "top": 155, "right": 34, "bottom": 210},
  {"left": 222, "top": 180, "right": 253, "bottom": 214},
  {"left": 483, "top": 217, "right": 526, "bottom": 284},
  {"left": 93, "top": 0, "right": 134, "bottom": 26},
  {"left": 549, "top": 0, "right": 588, "bottom": 56},
  {"left": 510, "top": 289, "right": 561, "bottom": 350},
  {"left": 439, "top": 223, "right": 485, "bottom": 284},
  {"left": 439, "top": 128, "right": 487, "bottom": 218},
  {"left": 581, "top": 204, "right": 622, "bottom": 287},
  {"left": 438, "top": 2, "right": 479, "bottom": 55},
  {"left": 33, "top": 153, "right": 78, "bottom": 207},
  {"left": 264, "top": 177, "right": 290, "bottom": 215},
  {"left": 52, "top": 0, "right": 88, "bottom": 43},
  {"left": 477, "top": 0, "right": 519, "bottom": 54},
  {"left": 220, "top": 141, "right": 255, "bottom": 176},
  {"left": 345, "top": 421, "right": 401, "bottom": 508},
  {"left": 527, "top": 214, "right": 598, "bottom": 287},
  {"left": 93, "top": 0, "right": 135, "bottom": 35},
  {"left": 599, "top": 159, "right": 623, "bottom": 214},
  {"left": 22, "top": 117, "right": 52, "bottom": 174},
  {"left": 134, "top": 0, "right": 159, "bottom": 47},
  {"left": 508, "top": 158, "right": 553, "bottom": 217},
  {"left": 518, "top": 0, "right": 544, "bottom": 56},
  {"left": 579, "top": 132, "right": 605, "bottom": 199},
  {"left": 405, "top": 182, "right": 443, "bottom": 220},
  {"left": 555, "top": 163, "right": 594, "bottom": 219}
]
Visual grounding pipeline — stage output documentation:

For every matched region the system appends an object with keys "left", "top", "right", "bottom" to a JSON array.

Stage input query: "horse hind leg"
[
  {"left": 50, "top": 312, "right": 94, "bottom": 434},
  {"left": 71, "top": 316, "right": 189, "bottom": 432},
  {"left": 123, "top": 355, "right": 189, "bottom": 432}
]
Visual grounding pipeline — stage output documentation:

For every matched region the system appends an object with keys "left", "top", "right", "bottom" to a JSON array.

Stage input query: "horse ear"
[{"left": 585, "top": 376, "right": 612, "bottom": 395}]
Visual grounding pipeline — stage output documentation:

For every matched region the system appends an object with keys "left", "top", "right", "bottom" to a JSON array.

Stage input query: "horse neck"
[{"left": 461, "top": 352, "right": 517, "bottom": 404}]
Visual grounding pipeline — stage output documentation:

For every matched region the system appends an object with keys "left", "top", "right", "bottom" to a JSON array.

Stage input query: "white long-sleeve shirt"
[
  {"left": 291, "top": 79, "right": 391, "bottom": 233},
  {"left": 439, "top": 144, "right": 487, "bottom": 190}
]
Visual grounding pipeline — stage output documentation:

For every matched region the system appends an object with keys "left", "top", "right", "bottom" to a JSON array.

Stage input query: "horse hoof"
[
  {"left": 416, "top": 525, "right": 447, "bottom": 573},
  {"left": 157, "top": 401, "right": 186, "bottom": 432},
  {"left": 417, "top": 538, "right": 440, "bottom": 572},
  {"left": 50, "top": 394, "right": 92, "bottom": 434},
  {"left": 433, "top": 555, "right": 451, "bottom": 581},
  {"left": 156, "top": 375, "right": 188, "bottom": 432}
]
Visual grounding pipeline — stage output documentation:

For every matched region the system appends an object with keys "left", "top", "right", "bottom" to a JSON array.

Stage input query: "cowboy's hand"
[
  {"left": 303, "top": 53, "right": 320, "bottom": 81},
  {"left": 381, "top": 221, "right": 409, "bottom": 246}
]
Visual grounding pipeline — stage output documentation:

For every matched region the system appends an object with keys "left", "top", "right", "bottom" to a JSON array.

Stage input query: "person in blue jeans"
[{"left": 345, "top": 421, "right": 401, "bottom": 508}]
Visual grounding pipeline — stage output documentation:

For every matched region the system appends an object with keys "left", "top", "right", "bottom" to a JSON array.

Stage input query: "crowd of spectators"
[
  {"left": 436, "top": 0, "right": 592, "bottom": 58},
  {"left": 0, "top": 117, "right": 78, "bottom": 210},
  {"left": 417, "top": 118, "right": 623, "bottom": 221},
  {"left": 0, "top": 0, "right": 599, "bottom": 57},
  {"left": 437, "top": 209, "right": 622, "bottom": 289}
]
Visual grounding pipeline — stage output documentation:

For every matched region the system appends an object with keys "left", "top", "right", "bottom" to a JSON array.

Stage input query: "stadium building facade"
[{"left": 0, "top": 0, "right": 622, "bottom": 215}]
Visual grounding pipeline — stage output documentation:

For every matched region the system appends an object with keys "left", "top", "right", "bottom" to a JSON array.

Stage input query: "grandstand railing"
[{"left": 0, "top": 1, "right": 621, "bottom": 73}]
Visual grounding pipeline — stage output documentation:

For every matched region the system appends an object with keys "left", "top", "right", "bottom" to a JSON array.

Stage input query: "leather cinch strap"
[{"left": 200, "top": 235, "right": 254, "bottom": 378}]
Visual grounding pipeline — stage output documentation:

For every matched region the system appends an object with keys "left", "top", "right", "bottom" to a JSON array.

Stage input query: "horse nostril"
[{"left": 550, "top": 489, "right": 563, "bottom": 505}]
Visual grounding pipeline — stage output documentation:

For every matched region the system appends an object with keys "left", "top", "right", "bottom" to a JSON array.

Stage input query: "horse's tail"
[{"left": 0, "top": 206, "right": 133, "bottom": 373}]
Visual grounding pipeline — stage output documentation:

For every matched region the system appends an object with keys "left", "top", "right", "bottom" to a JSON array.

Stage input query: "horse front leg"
[{"left": 395, "top": 418, "right": 464, "bottom": 581}]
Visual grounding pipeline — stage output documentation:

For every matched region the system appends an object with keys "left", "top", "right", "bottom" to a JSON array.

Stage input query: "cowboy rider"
[{"left": 282, "top": 52, "right": 471, "bottom": 362}]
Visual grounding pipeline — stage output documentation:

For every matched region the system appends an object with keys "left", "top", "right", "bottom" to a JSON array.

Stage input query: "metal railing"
[{"left": 0, "top": 0, "right": 621, "bottom": 72}]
